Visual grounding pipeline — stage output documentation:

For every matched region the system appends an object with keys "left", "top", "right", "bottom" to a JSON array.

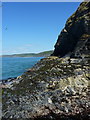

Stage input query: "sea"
[{"left": 0, "top": 57, "right": 43, "bottom": 80}]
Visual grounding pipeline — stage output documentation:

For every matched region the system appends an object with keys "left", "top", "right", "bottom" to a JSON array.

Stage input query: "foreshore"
[
  {"left": 0, "top": 77, "right": 18, "bottom": 88},
  {"left": 2, "top": 56, "right": 90, "bottom": 119}
]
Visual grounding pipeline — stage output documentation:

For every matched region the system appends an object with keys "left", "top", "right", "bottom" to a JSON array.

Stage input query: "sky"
[{"left": 2, "top": 2, "right": 80, "bottom": 55}]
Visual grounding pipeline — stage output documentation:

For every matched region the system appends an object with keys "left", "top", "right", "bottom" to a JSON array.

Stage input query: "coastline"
[
  {"left": 2, "top": 2, "right": 90, "bottom": 119},
  {"left": 1, "top": 57, "right": 44, "bottom": 83},
  {"left": 2, "top": 56, "right": 90, "bottom": 119},
  {"left": 0, "top": 77, "right": 18, "bottom": 88},
  {"left": 1, "top": 50, "right": 53, "bottom": 58}
]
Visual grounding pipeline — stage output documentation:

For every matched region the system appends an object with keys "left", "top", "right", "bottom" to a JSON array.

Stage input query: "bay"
[{"left": 0, "top": 57, "right": 43, "bottom": 80}]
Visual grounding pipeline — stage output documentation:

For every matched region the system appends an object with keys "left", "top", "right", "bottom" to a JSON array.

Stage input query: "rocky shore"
[
  {"left": 2, "top": 56, "right": 90, "bottom": 120},
  {"left": 0, "top": 77, "right": 18, "bottom": 88},
  {"left": 2, "top": 1, "right": 90, "bottom": 120}
]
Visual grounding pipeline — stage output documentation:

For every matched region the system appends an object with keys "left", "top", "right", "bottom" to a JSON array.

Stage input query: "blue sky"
[{"left": 2, "top": 2, "right": 80, "bottom": 55}]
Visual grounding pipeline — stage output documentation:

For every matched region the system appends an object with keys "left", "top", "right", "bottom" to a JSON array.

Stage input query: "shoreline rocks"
[
  {"left": 0, "top": 77, "right": 20, "bottom": 88},
  {"left": 2, "top": 1, "right": 90, "bottom": 120},
  {"left": 2, "top": 56, "right": 90, "bottom": 119}
]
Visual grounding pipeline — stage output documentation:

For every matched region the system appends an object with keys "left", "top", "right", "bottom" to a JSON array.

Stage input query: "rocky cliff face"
[
  {"left": 2, "top": 1, "right": 90, "bottom": 120},
  {"left": 52, "top": 2, "right": 90, "bottom": 58}
]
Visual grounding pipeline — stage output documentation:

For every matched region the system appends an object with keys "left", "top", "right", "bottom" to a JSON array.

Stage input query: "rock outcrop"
[
  {"left": 2, "top": 56, "right": 90, "bottom": 119},
  {"left": 52, "top": 2, "right": 90, "bottom": 58},
  {"left": 2, "top": 1, "right": 90, "bottom": 120}
]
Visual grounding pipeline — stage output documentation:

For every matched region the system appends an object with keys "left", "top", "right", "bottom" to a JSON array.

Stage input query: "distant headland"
[{"left": 1, "top": 50, "right": 53, "bottom": 57}]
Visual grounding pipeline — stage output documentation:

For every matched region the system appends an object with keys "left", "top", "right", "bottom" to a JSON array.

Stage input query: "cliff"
[
  {"left": 52, "top": 2, "right": 90, "bottom": 58},
  {"left": 2, "top": 1, "right": 90, "bottom": 120}
]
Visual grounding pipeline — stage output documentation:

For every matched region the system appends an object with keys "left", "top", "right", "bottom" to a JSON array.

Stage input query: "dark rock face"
[{"left": 52, "top": 2, "right": 90, "bottom": 57}]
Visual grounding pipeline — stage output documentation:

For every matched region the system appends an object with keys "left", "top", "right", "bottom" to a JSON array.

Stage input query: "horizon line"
[{"left": 1, "top": 50, "right": 53, "bottom": 56}]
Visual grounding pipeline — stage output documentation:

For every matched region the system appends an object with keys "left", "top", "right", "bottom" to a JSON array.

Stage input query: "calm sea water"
[{"left": 0, "top": 57, "right": 43, "bottom": 80}]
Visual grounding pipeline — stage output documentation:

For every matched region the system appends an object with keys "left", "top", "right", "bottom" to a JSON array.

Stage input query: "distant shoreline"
[
  {"left": 1, "top": 50, "right": 53, "bottom": 57},
  {"left": 0, "top": 56, "right": 44, "bottom": 58}
]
